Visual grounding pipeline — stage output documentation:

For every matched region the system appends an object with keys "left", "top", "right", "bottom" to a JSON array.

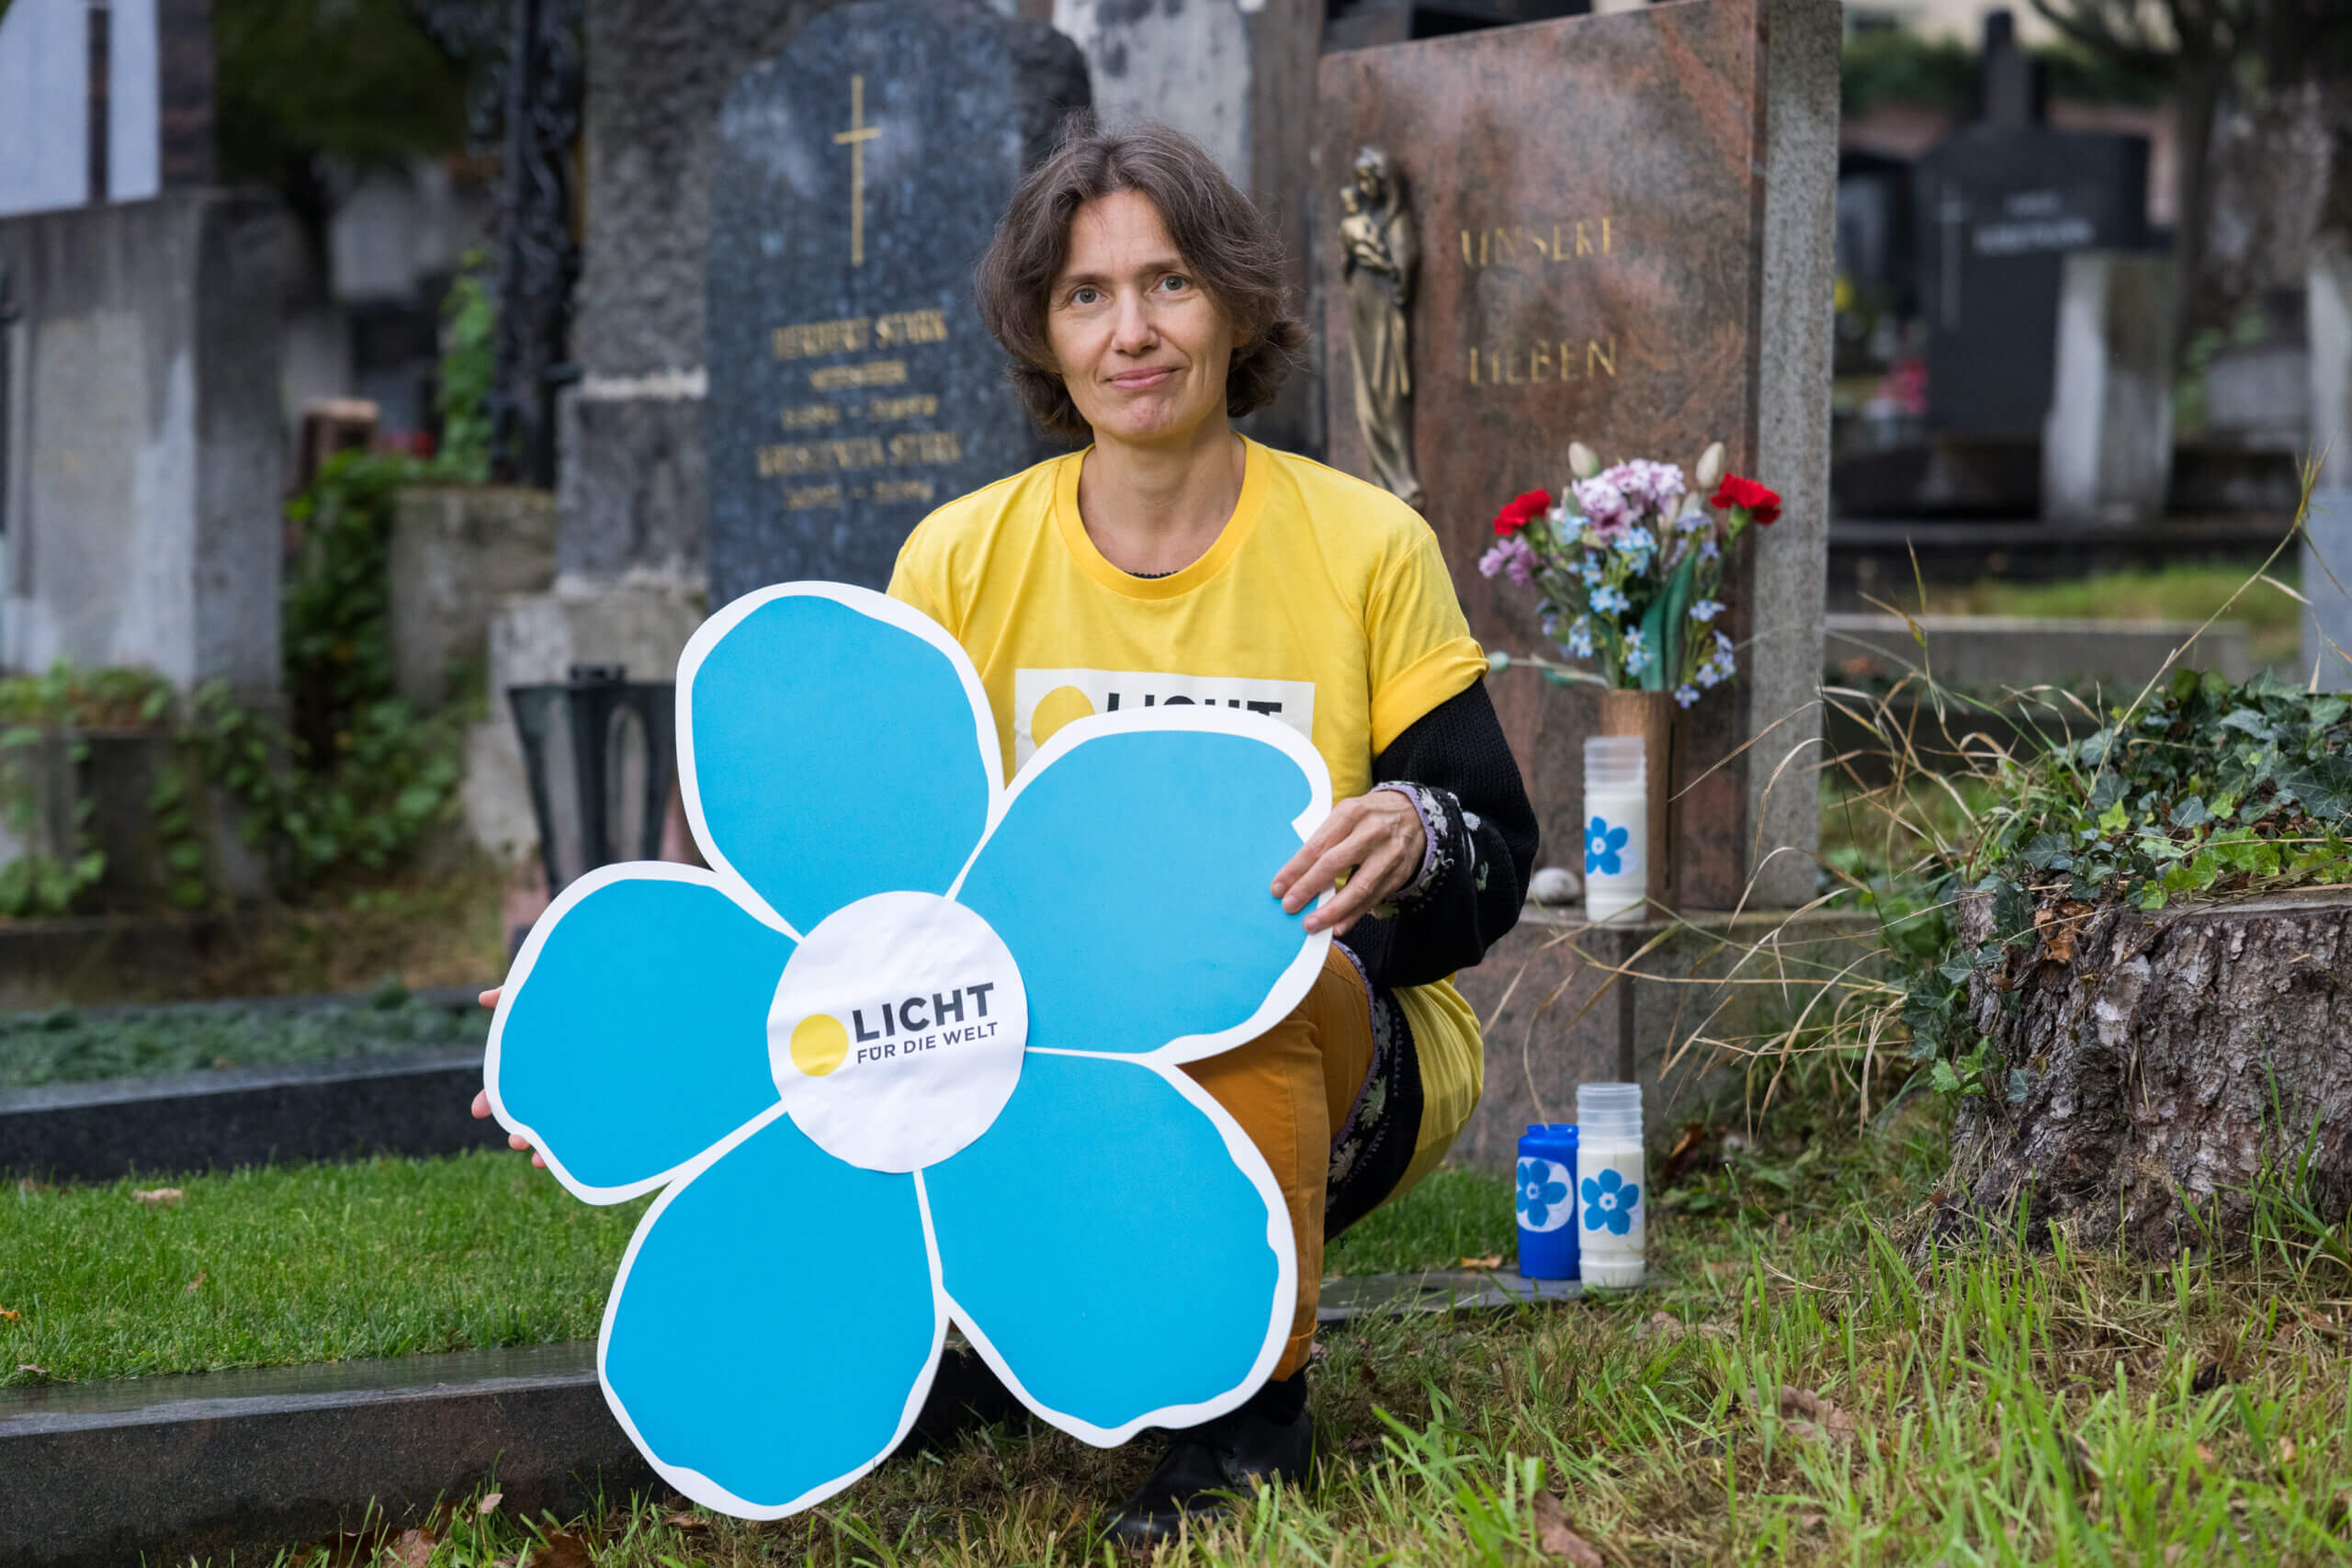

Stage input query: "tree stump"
[{"left": 1932, "top": 888, "right": 2352, "bottom": 1257}]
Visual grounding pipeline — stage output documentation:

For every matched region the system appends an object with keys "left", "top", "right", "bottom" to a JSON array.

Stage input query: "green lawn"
[
  {"left": 187, "top": 1105, "right": 2352, "bottom": 1568},
  {"left": 17, "top": 1103, "right": 2352, "bottom": 1565},
  {"left": 0, "top": 1155, "right": 1516, "bottom": 1388},
  {"left": 1, "top": 1154, "right": 640, "bottom": 1383},
  {"left": 1915, "top": 561, "right": 2308, "bottom": 671}
]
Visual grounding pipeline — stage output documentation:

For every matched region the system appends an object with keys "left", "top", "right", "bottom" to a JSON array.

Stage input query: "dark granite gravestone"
[
  {"left": 704, "top": 0, "right": 1088, "bottom": 605},
  {"left": 1912, "top": 126, "right": 2158, "bottom": 439},
  {"left": 1317, "top": 0, "right": 1839, "bottom": 910}
]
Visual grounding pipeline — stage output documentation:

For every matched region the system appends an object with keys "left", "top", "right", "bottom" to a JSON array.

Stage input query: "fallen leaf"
[
  {"left": 131, "top": 1188, "right": 183, "bottom": 1206},
  {"left": 390, "top": 1528, "right": 435, "bottom": 1568},
  {"left": 17, "top": 1363, "right": 48, "bottom": 1375},
  {"left": 1658, "top": 1122, "right": 1712, "bottom": 1186},
  {"left": 2033, "top": 901, "right": 2094, "bottom": 964},
  {"left": 2276, "top": 1436, "right": 2298, "bottom": 1467},
  {"left": 0, "top": 1308, "right": 18, "bottom": 1320},
  {"left": 478, "top": 1492, "right": 503, "bottom": 1516},
  {"left": 184, "top": 1271, "right": 206, "bottom": 1294},
  {"left": 1530, "top": 1491, "right": 1604, "bottom": 1567},
  {"left": 524, "top": 1532, "right": 594, "bottom": 1568},
  {"left": 662, "top": 1511, "right": 707, "bottom": 1530},
  {"left": 1460, "top": 1255, "right": 1503, "bottom": 1269},
  {"left": 1777, "top": 1385, "right": 1855, "bottom": 1442},
  {"left": 2196, "top": 1443, "right": 2218, "bottom": 1466}
]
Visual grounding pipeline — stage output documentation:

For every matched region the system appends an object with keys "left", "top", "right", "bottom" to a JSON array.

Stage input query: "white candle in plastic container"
[
  {"left": 1583, "top": 737, "right": 1646, "bottom": 925},
  {"left": 1575, "top": 1081, "right": 1645, "bottom": 1289}
]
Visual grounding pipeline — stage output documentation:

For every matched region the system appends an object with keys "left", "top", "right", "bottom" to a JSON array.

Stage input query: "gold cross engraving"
[{"left": 832, "top": 74, "right": 881, "bottom": 267}]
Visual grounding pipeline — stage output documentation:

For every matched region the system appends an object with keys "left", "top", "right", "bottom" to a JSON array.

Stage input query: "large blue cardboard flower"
[{"left": 484, "top": 585, "right": 1331, "bottom": 1519}]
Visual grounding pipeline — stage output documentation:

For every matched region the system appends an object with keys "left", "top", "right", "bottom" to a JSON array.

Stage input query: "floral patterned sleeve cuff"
[{"left": 1371, "top": 781, "right": 1459, "bottom": 908}]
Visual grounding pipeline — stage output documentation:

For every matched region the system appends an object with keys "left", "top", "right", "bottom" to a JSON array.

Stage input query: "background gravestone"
[
  {"left": 705, "top": 0, "right": 1088, "bottom": 604},
  {"left": 1317, "top": 0, "right": 1838, "bottom": 910},
  {"left": 1911, "top": 127, "right": 2159, "bottom": 442}
]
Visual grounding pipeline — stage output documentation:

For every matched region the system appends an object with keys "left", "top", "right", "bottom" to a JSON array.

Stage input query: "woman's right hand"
[{"left": 469, "top": 987, "right": 547, "bottom": 1169}]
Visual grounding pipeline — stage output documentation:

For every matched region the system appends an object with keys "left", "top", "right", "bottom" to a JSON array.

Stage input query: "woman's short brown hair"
[{"left": 976, "top": 118, "right": 1308, "bottom": 440}]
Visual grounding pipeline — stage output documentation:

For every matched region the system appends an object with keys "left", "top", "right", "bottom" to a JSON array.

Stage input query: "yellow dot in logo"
[
  {"left": 789, "top": 1014, "right": 849, "bottom": 1077},
  {"left": 1031, "top": 684, "right": 1095, "bottom": 749}
]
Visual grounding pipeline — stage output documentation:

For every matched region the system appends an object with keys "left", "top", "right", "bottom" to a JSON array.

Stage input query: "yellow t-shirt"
[{"left": 888, "top": 436, "right": 1490, "bottom": 1186}]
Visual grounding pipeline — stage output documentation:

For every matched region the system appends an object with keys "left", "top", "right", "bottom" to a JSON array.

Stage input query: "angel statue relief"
[{"left": 1338, "top": 147, "right": 1425, "bottom": 513}]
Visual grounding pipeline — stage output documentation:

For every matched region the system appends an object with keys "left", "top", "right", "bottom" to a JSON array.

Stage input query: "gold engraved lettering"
[
  {"left": 773, "top": 317, "right": 870, "bottom": 360},
  {"left": 888, "top": 430, "right": 963, "bottom": 466},
  {"left": 1467, "top": 345, "right": 1481, "bottom": 387},
  {"left": 1457, "top": 218, "right": 1619, "bottom": 268},
  {"left": 786, "top": 483, "right": 843, "bottom": 509},
  {"left": 755, "top": 435, "right": 888, "bottom": 477},
  {"left": 1458, "top": 335, "right": 1620, "bottom": 388},
  {"left": 871, "top": 478, "right": 935, "bottom": 504},
  {"left": 809, "top": 359, "right": 909, "bottom": 390},
  {"left": 873, "top": 310, "right": 948, "bottom": 346},
  {"left": 779, "top": 403, "right": 842, "bottom": 430},
  {"left": 867, "top": 393, "right": 939, "bottom": 421}
]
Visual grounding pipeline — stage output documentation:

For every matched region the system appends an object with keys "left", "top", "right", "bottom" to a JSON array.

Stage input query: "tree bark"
[
  {"left": 1930, "top": 888, "right": 2352, "bottom": 1258},
  {"left": 2173, "top": 53, "right": 2225, "bottom": 342}
]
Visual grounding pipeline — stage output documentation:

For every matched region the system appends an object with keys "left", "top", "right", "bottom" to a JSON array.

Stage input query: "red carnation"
[
  {"left": 1492, "top": 489, "right": 1553, "bottom": 536},
  {"left": 1710, "top": 475, "right": 1781, "bottom": 525}
]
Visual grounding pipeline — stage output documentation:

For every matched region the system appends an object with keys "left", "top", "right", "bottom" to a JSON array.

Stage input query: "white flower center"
[{"left": 766, "top": 891, "right": 1027, "bottom": 1173}]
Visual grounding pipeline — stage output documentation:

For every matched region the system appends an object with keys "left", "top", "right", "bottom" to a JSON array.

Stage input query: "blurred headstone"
[
  {"left": 2042, "top": 252, "right": 2175, "bottom": 528},
  {"left": 2305, "top": 489, "right": 2352, "bottom": 694},
  {"left": 1913, "top": 127, "right": 2160, "bottom": 442},
  {"left": 703, "top": 0, "right": 1087, "bottom": 604}
]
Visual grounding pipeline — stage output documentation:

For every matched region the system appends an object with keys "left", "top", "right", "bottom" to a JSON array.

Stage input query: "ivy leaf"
[
  {"left": 2220, "top": 708, "right": 2275, "bottom": 742},
  {"left": 2168, "top": 795, "right": 2210, "bottom": 829},
  {"left": 1930, "top": 1059, "right": 1963, "bottom": 1095}
]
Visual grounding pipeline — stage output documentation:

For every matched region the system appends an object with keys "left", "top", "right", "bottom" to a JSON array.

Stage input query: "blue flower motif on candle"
[
  {"left": 1516, "top": 1157, "right": 1569, "bottom": 1229},
  {"left": 1581, "top": 1168, "right": 1639, "bottom": 1235},
  {"left": 1584, "top": 818, "right": 1629, "bottom": 876}
]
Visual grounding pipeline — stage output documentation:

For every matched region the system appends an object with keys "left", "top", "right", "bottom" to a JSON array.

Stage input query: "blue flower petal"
[
  {"left": 680, "top": 587, "right": 996, "bottom": 933},
  {"left": 602, "top": 1113, "right": 942, "bottom": 1516},
  {"left": 923, "top": 1053, "right": 1290, "bottom": 1442},
  {"left": 956, "top": 722, "right": 1324, "bottom": 1059},
  {"left": 491, "top": 868, "right": 791, "bottom": 1199}
]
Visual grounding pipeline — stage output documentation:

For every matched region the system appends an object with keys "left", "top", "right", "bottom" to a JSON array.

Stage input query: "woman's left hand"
[{"left": 1272, "top": 788, "right": 1427, "bottom": 937}]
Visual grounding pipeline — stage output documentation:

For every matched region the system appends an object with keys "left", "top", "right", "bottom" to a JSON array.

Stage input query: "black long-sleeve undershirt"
[{"left": 1340, "top": 678, "right": 1538, "bottom": 989}]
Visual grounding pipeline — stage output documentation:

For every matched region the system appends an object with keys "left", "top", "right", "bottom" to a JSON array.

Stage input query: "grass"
[
  {"left": 0, "top": 1154, "right": 643, "bottom": 1384},
  {"left": 1910, "top": 561, "right": 2308, "bottom": 672},
  {"left": 0, "top": 982, "right": 489, "bottom": 1088},
  {"left": 146, "top": 1103, "right": 2352, "bottom": 1566},
  {"left": 0, "top": 1155, "right": 1514, "bottom": 1390}
]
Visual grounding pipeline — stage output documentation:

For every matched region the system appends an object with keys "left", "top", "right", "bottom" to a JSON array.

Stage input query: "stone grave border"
[
  {"left": 0, "top": 1271, "right": 1580, "bottom": 1568},
  {"left": 1, "top": 986, "right": 498, "bottom": 1181}
]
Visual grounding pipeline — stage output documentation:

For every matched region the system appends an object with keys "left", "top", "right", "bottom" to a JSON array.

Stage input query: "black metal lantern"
[{"left": 509, "top": 665, "right": 677, "bottom": 896}]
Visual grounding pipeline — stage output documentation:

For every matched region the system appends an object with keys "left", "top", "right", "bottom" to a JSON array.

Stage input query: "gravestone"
[
  {"left": 704, "top": 0, "right": 1088, "bottom": 604},
  {"left": 1911, "top": 127, "right": 2159, "bottom": 441},
  {"left": 1317, "top": 0, "right": 1838, "bottom": 909}
]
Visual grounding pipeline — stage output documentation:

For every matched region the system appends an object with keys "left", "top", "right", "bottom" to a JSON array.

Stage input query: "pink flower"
[
  {"left": 1571, "top": 478, "right": 1631, "bottom": 536},
  {"left": 1600, "top": 460, "right": 1684, "bottom": 515},
  {"left": 1477, "top": 534, "right": 1538, "bottom": 587}
]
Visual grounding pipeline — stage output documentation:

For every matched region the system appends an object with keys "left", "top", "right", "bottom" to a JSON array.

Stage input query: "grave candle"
[
  {"left": 1582, "top": 737, "right": 1646, "bottom": 924},
  {"left": 1575, "top": 1081, "right": 1645, "bottom": 1289}
]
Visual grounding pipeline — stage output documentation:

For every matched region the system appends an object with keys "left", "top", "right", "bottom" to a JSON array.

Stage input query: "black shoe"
[{"left": 1105, "top": 1383, "right": 1315, "bottom": 1549}]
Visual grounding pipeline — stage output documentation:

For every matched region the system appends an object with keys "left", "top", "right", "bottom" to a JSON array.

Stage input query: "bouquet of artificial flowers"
[{"left": 1478, "top": 442, "right": 1780, "bottom": 709}]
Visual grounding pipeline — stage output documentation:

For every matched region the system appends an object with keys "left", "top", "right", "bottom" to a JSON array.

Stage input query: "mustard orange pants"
[{"left": 1182, "top": 943, "right": 1376, "bottom": 1380}]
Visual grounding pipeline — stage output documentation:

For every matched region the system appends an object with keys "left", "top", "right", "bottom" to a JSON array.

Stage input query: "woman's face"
[{"left": 1046, "top": 188, "right": 1236, "bottom": 446}]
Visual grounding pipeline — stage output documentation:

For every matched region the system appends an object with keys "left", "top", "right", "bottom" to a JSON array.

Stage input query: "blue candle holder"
[{"left": 1515, "top": 1122, "right": 1579, "bottom": 1280}]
